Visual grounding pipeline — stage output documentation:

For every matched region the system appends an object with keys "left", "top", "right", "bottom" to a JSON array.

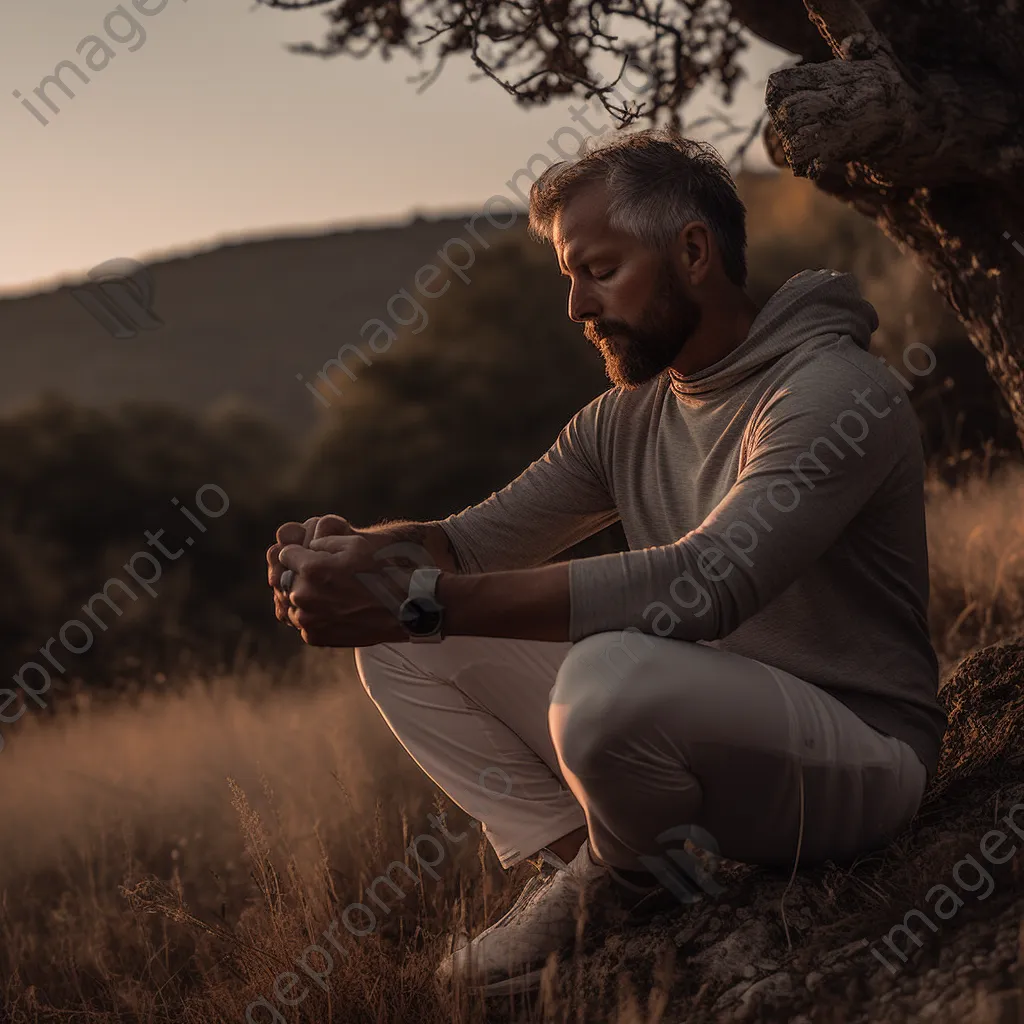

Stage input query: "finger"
[
  {"left": 267, "top": 541, "right": 300, "bottom": 588},
  {"left": 276, "top": 522, "right": 308, "bottom": 546},
  {"left": 309, "top": 535, "right": 361, "bottom": 554},
  {"left": 267, "top": 542, "right": 282, "bottom": 586},
  {"left": 279, "top": 544, "right": 328, "bottom": 574},
  {"left": 302, "top": 516, "right": 322, "bottom": 548},
  {"left": 286, "top": 598, "right": 309, "bottom": 630},
  {"left": 312, "top": 515, "right": 356, "bottom": 541}
]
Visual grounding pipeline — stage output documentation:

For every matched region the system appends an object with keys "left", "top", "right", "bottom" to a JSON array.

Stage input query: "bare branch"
[{"left": 254, "top": 0, "right": 754, "bottom": 137}]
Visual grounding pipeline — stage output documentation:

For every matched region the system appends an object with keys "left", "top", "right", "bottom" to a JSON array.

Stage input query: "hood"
[{"left": 667, "top": 269, "right": 880, "bottom": 401}]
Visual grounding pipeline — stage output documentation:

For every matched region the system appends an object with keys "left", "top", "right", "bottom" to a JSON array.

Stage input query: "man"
[{"left": 266, "top": 127, "right": 947, "bottom": 996}]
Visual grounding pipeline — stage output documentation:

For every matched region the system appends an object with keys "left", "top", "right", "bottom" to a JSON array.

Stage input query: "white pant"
[{"left": 354, "top": 633, "right": 927, "bottom": 872}]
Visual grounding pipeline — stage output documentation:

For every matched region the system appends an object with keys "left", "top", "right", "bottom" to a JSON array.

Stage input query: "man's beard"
[{"left": 584, "top": 259, "right": 702, "bottom": 390}]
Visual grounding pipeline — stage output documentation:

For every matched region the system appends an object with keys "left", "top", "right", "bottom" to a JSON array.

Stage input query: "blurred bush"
[{"left": 0, "top": 395, "right": 300, "bottom": 696}]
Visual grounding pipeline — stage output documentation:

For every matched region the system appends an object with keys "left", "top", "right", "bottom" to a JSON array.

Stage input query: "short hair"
[{"left": 527, "top": 126, "right": 747, "bottom": 288}]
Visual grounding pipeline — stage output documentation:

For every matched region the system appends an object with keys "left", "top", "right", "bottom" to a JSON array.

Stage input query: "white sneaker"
[{"left": 436, "top": 840, "right": 611, "bottom": 996}]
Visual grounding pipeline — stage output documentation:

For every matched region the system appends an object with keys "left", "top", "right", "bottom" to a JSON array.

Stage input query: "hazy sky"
[{"left": 2, "top": 0, "right": 790, "bottom": 298}]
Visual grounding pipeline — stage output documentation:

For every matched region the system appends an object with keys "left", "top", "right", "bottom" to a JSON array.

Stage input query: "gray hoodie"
[{"left": 439, "top": 269, "right": 947, "bottom": 778}]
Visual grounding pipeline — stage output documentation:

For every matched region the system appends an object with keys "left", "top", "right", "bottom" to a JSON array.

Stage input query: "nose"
[{"left": 568, "top": 278, "right": 600, "bottom": 324}]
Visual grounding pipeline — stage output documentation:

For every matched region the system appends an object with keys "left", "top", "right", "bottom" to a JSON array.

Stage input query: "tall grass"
[
  {"left": 926, "top": 461, "right": 1024, "bottom": 675},
  {"left": 0, "top": 653, "right": 498, "bottom": 1022}
]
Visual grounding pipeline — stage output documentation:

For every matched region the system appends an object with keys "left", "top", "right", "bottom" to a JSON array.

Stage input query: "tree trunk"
[{"left": 753, "top": 0, "right": 1024, "bottom": 450}]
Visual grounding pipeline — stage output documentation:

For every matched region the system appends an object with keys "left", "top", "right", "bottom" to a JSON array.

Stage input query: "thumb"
[
  {"left": 312, "top": 515, "right": 357, "bottom": 540},
  {"left": 278, "top": 544, "right": 328, "bottom": 573},
  {"left": 309, "top": 535, "right": 360, "bottom": 554}
]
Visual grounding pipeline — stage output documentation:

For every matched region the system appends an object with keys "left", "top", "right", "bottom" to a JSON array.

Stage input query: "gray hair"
[{"left": 527, "top": 127, "right": 747, "bottom": 288}]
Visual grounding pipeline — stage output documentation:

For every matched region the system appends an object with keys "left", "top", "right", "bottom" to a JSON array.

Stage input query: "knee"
[{"left": 549, "top": 632, "right": 659, "bottom": 778}]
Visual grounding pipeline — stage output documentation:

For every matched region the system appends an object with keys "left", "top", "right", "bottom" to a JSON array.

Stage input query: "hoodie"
[{"left": 439, "top": 269, "right": 947, "bottom": 778}]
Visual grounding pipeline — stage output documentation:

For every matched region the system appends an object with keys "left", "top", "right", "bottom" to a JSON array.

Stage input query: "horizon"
[{"left": 1, "top": 0, "right": 787, "bottom": 300}]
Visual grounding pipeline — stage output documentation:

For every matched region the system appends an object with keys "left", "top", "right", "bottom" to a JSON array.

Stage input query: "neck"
[{"left": 670, "top": 286, "right": 761, "bottom": 377}]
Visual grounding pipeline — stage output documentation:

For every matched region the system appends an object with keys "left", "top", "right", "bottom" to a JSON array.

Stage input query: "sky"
[{"left": 1, "top": 0, "right": 792, "bottom": 298}]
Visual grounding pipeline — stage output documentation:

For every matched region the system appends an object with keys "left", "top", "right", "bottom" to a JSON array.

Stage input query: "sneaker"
[{"left": 435, "top": 840, "right": 655, "bottom": 997}]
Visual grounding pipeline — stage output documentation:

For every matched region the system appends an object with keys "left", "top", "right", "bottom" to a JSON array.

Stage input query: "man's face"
[{"left": 554, "top": 182, "right": 703, "bottom": 389}]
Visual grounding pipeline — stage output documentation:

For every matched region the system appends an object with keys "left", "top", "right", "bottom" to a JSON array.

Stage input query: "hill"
[
  {"left": 0, "top": 213, "right": 524, "bottom": 436},
  {"left": 2, "top": 169, "right": 1016, "bottom": 455}
]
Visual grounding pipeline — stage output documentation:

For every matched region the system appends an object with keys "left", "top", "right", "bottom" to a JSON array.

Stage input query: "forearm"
[
  {"left": 356, "top": 519, "right": 464, "bottom": 573},
  {"left": 438, "top": 561, "right": 571, "bottom": 641}
]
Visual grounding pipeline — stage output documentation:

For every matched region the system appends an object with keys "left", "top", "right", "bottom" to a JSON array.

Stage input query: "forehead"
[{"left": 552, "top": 181, "right": 617, "bottom": 270}]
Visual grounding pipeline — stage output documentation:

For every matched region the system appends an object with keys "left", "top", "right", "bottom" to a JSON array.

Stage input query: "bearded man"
[{"left": 266, "top": 126, "right": 946, "bottom": 997}]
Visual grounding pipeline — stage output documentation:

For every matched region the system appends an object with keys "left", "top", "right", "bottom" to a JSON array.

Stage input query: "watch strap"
[
  {"left": 403, "top": 567, "right": 444, "bottom": 642},
  {"left": 408, "top": 567, "right": 442, "bottom": 603}
]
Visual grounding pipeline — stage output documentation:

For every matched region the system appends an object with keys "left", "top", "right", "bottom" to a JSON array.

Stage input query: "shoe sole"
[
  {"left": 474, "top": 965, "right": 546, "bottom": 998},
  {"left": 436, "top": 959, "right": 548, "bottom": 998}
]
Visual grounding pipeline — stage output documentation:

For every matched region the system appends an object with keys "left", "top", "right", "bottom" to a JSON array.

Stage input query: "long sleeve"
[
  {"left": 437, "top": 392, "right": 620, "bottom": 574},
  {"left": 568, "top": 356, "right": 908, "bottom": 641}
]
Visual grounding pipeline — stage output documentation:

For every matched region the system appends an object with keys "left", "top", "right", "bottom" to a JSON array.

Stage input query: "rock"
[
  {"left": 732, "top": 972, "right": 793, "bottom": 1021},
  {"left": 673, "top": 922, "right": 701, "bottom": 947},
  {"left": 691, "top": 918, "right": 775, "bottom": 984},
  {"left": 927, "top": 638, "right": 1024, "bottom": 800},
  {"left": 712, "top": 979, "right": 754, "bottom": 1014},
  {"left": 818, "top": 937, "right": 869, "bottom": 968}
]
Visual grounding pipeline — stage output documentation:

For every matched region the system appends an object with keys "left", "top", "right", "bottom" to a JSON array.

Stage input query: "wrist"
[
  {"left": 398, "top": 566, "right": 445, "bottom": 642},
  {"left": 357, "top": 522, "right": 459, "bottom": 573}
]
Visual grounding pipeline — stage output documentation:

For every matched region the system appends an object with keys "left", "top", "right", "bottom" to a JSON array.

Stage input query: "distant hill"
[
  {"left": 0, "top": 168, "right": 1015, "bottom": 455},
  {"left": 0, "top": 212, "right": 529, "bottom": 436}
]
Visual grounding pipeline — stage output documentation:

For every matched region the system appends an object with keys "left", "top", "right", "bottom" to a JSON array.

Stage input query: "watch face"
[{"left": 400, "top": 598, "right": 442, "bottom": 635}]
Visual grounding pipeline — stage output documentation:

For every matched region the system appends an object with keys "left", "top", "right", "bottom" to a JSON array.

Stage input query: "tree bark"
[{"left": 752, "top": 0, "right": 1024, "bottom": 449}]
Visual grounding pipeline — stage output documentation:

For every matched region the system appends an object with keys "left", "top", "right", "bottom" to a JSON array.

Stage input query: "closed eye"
[{"left": 592, "top": 268, "right": 617, "bottom": 281}]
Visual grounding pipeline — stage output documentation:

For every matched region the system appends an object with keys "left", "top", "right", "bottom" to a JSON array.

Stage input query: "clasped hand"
[{"left": 265, "top": 515, "right": 410, "bottom": 647}]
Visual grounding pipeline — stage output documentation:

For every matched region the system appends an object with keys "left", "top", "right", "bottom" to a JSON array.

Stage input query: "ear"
[
  {"left": 682, "top": 223, "right": 714, "bottom": 286},
  {"left": 671, "top": 222, "right": 704, "bottom": 282}
]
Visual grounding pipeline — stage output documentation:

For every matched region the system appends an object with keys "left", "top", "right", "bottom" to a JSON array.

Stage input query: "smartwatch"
[{"left": 398, "top": 567, "right": 445, "bottom": 643}]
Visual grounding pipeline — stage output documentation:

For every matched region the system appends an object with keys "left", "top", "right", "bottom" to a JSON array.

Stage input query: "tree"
[{"left": 256, "top": 0, "right": 1024, "bottom": 448}]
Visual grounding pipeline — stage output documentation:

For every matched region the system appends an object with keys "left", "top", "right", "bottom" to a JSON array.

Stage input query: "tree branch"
[
  {"left": 725, "top": 0, "right": 833, "bottom": 61},
  {"left": 765, "top": 0, "right": 1024, "bottom": 187}
]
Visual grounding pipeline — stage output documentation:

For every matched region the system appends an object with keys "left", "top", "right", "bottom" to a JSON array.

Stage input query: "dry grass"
[
  {"left": 926, "top": 460, "right": 1024, "bottom": 675},
  {"left": 0, "top": 654, "right": 528, "bottom": 1023},
  {"left": 0, "top": 463, "right": 1022, "bottom": 1023}
]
